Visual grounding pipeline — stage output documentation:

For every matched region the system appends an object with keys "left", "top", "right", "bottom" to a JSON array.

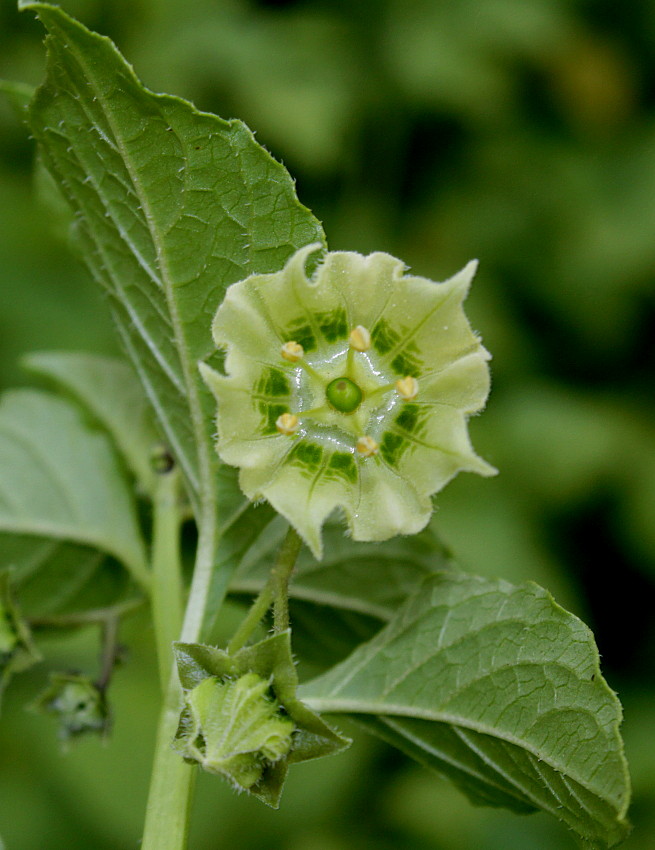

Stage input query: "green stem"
[
  {"left": 142, "top": 668, "right": 197, "bottom": 850},
  {"left": 271, "top": 526, "right": 302, "bottom": 633},
  {"left": 227, "top": 525, "right": 302, "bottom": 654},
  {"left": 141, "top": 493, "right": 218, "bottom": 850},
  {"left": 151, "top": 468, "right": 185, "bottom": 688},
  {"left": 97, "top": 615, "right": 120, "bottom": 691},
  {"left": 29, "top": 597, "right": 144, "bottom": 629},
  {"left": 227, "top": 583, "right": 274, "bottom": 655}
]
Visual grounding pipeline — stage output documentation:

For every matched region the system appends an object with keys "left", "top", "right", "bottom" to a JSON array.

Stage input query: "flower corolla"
[{"left": 201, "top": 244, "right": 496, "bottom": 557}]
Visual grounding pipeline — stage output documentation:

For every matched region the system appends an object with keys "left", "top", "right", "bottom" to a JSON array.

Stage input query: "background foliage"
[{"left": 1, "top": 0, "right": 653, "bottom": 847}]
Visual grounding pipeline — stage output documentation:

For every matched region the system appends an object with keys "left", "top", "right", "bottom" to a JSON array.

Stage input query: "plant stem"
[
  {"left": 141, "top": 493, "right": 218, "bottom": 850},
  {"left": 142, "top": 497, "right": 300, "bottom": 849},
  {"left": 151, "top": 468, "right": 184, "bottom": 688},
  {"left": 28, "top": 597, "right": 144, "bottom": 629},
  {"left": 141, "top": 668, "right": 196, "bottom": 850},
  {"left": 272, "top": 526, "right": 302, "bottom": 633},
  {"left": 227, "top": 525, "right": 302, "bottom": 654},
  {"left": 227, "top": 582, "right": 273, "bottom": 655},
  {"left": 97, "top": 615, "right": 120, "bottom": 690}
]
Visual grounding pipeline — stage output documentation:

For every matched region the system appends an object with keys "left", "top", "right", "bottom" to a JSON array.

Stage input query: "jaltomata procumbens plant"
[{"left": 0, "top": 3, "right": 630, "bottom": 848}]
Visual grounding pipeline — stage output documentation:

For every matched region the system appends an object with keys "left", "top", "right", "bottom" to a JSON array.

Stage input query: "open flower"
[{"left": 201, "top": 244, "right": 496, "bottom": 558}]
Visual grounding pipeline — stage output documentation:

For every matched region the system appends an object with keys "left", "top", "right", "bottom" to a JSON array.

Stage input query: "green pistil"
[{"left": 326, "top": 377, "right": 363, "bottom": 413}]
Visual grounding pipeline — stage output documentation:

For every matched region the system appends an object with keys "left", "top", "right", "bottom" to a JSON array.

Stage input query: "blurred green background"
[{"left": 1, "top": 0, "right": 654, "bottom": 847}]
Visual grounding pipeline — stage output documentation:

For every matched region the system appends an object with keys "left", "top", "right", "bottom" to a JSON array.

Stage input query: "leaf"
[
  {"left": 22, "top": 1, "right": 326, "bottom": 529},
  {"left": 3, "top": 535, "right": 132, "bottom": 620},
  {"left": 0, "top": 389, "right": 149, "bottom": 589},
  {"left": 24, "top": 351, "right": 160, "bottom": 497},
  {"left": 230, "top": 515, "right": 455, "bottom": 668},
  {"left": 0, "top": 79, "right": 35, "bottom": 118},
  {"left": 299, "top": 573, "right": 631, "bottom": 848}
]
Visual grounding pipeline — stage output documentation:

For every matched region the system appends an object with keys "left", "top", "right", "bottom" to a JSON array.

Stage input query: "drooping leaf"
[
  {"left": 300, "top": 573, "right": 631, "bottom": 847},
  {"left": 24, "top": 351, "right": 160, "bottom": 497},
  {"left": 22, "top": 1, "right": 326, "bottom": 533},
  {"left": 230, "top": 515, "right": 454, "bottom": 668},
  {"left": 0, "top": 389, "right": 149, "bottom": 589}
]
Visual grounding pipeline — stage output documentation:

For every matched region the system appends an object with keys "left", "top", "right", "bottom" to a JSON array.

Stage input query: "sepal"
[{"left": 174, "top": 632, "right": 350, "bottom": 807}]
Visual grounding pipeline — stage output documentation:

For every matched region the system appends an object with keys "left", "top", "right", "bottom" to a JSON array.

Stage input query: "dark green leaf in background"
[
  {"left": 0, "top": 388, "right": 149, "bottom": 588},
  {"left": 0, "top": 568, "right": 41, "bottom": 703}
]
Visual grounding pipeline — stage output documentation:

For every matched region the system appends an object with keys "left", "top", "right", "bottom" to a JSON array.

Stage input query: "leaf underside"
[{"left": 24, "top": 1, "right": 325, "bottom": 535}]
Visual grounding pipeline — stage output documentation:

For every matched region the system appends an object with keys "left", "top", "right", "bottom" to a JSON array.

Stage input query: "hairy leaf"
[
  {"left": 300, "top": 573, "right": 630, "bottom": 847},
  {"left": 22, "top": 1, "right": 325, "bottom": 533},
  {"left": 0, "top": 389, "right": 149, "bottom": 589}
]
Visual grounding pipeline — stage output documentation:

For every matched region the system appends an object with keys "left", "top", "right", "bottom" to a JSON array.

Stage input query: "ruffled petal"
[{"left": 201, "top": 245, "right": 495, "bottom": 558}]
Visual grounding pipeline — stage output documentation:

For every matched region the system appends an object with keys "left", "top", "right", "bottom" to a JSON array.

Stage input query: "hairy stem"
[
  {"left": 271, "top": 526, "right": 302, "bottom": 633},
  {"left": 227, "top": 582, "right": 274, "bottom": 655},
  {"left": 228, "top": 525, "right": 302, "bottom": 654}
]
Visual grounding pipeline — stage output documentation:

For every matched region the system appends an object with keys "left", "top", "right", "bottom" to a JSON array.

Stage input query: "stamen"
[
  {"left": 356, "top": 435, "right": 379, "bottom": 457},
  {"left": 395, "top": 376, "right": 419, "bottom": 401},
  {"left": 276, "top": 413, "right": 299, "bottom": 435},
  {"left": 349, "top": 325, "right": 371, "bottom": 352},
  {"left": 280, "top": 341, "right": 304, "bottom": 362}
]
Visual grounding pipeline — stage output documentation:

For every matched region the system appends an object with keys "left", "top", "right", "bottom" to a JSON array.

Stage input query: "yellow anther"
[
  {"left": 395, "top": 376, "right": 419, "bottom": 401},
  {"left": 356, "top": 435, "right": 379, "bottom": 457},
  {"left": 349, "top": 325, "right": 371, "bottom": 352},
  {"left": 276, "top": 413, "right": 299, "bottom": 435},
  {"left": 280, "top": 341, "right": 304, "bottom": 363}
]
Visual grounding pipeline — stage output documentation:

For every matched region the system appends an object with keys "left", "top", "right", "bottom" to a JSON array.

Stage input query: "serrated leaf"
[
  {"left": 24, "top": 351, "right": 160, "bottom": 497},
  {"left": 300, "top": 573, "right": 631, "bottom": 847},
  {"left": 0, "top": 389, "right": 149, "bottom": 589},
  {"left": 23, "top": 1, "right": 325, "bottom": 529},
  {"left": 230, "top": 516, "right": 455, "bottom": 668}
]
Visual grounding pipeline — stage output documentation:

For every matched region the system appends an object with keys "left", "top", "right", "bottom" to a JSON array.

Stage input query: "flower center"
[{"left": 325, "top": 376, "right": 363, "bottom": 414}]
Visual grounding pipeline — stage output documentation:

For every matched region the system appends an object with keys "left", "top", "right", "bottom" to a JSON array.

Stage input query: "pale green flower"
[{"left": 201, "top": 244, "right": 496, "bottom": 557}]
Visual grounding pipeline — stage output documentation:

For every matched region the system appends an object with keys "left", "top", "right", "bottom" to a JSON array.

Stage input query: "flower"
[{"left": 201, "top": 243, "right": 496, "bottom": 558}]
